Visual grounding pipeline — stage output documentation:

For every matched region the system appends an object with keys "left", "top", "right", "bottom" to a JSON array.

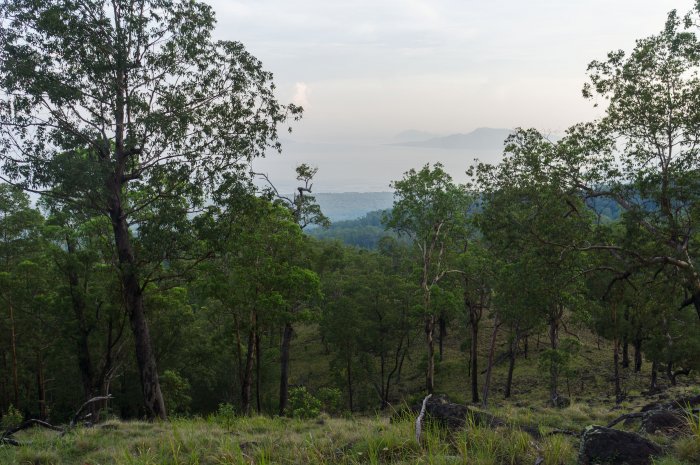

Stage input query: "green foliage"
[
  {"left": 1, "top": 404, "right": 23, "bottom": 429},
  {"left": 287, "top": 387, "right": 322, "bottom": 419},
  {"left": 160, "top": 370, "right": 192, "bottom": 416},
  {"left": 215, "top": 403, "right": 236, "bottom": 432},
  {"left": 317, "top": 387, "right": 343, "bottom": 415}
]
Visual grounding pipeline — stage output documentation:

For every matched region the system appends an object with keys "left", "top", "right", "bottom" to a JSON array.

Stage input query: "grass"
[
  {"left": 2, "top": 315, "right": 700, "bottom": 464},
  {"left": 3, "top": 401, "right": 700, "bottom": 464}
]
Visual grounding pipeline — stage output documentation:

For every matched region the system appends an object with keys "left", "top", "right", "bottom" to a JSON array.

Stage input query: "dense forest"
[{"left": 2, "top": 0, "right": 700, "bottom": 464}]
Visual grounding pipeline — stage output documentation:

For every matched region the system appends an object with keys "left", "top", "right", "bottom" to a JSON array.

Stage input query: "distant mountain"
[
  {"left": 393, "top": 129, "right": 441, "bottom": 143},
  {"left": 393, "top": 127, "right": 513, "bottom": 151}
]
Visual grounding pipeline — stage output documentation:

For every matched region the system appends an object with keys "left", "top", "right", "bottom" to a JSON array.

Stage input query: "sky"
[{"left": 206, "top": 0, "right": 698, "bottom": 191}]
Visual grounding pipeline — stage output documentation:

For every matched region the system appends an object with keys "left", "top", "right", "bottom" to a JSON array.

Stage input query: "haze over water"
[{"left": 213, "top": 0, "right": 696, "bottom": 192}]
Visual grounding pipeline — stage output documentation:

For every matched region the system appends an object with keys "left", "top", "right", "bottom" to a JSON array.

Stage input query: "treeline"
[{"left": 2, "top": 0, "right": 700, "bottom": 423}]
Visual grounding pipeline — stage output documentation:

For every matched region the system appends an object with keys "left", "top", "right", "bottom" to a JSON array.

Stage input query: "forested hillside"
[{"left": 2, "top": 1, "right": 700, "bottom": 464}]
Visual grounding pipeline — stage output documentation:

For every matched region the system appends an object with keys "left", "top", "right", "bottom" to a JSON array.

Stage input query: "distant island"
[{"left": 392, "top": 127, "right": 513, "bottom": 151}]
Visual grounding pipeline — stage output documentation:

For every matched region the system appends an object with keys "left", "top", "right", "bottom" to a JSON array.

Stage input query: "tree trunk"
[
  {"left": 666, "top": 361, "right": 676, "bottom": 386},
  {"left": 523, "top": 334, "right": 528, "bottom": 359},
  {"left": 346, "top": 351, "right": 354, "bottom": 412},
  {"left": 613, "top": 338, "right": 622, "bottom": 403},
  {"left": 108, "top": 179, "right": 166, "bottom": 420},
  {"left": 241, "top": 319, "right": 257, "bottom": 415},
  {"left": 279, "top": 322, "right": 293, "bottom": 416},
  {"left": 633, "top": 338, "right": 642, "bottom": 372},
  {"left": 650, "top": 360, "right": 658, "bottom": 391},
  {"left": 36, "top": 353, "right": 47, "bottom": 420},
  {"left": 9, "top": 304, "right": 19, "bottom": 408},
  {"left": 469, "top": 305, "right": 480, "bottom": 403},
  {"left": 621, "top": 307, "right": 630, "bottom": 368},
  {"left": 66, "top": 237, "right": 98, "bottom": 413},
  {"left": 438, "top": 315, "right": 446, "bottom": 362},
  {"left": 548, "top": 306, "right": 562, "bottom": 407},
  {"left": 255, "top": 330, "right": 262, "bottom": 414},
  {"left": 425, "top": 313, "right": 435, "bottom": 394},
  {"left": 481, "top": 316, "right": 500, "bottom": 408},
  {"left": 504, "top": 327, "right": 519, "bottom": 399}
]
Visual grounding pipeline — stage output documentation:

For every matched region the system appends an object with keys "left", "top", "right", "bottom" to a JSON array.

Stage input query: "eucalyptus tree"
[
  {"left": 557, "top": 5, "right": 700, "bottom": 320},
  {"left": 472, "top": 130, "right": 593, "bottom": 406},
  {"left": 384, "top": 163, "right": 470, "bottom": 394},
  {"left": 0, "top": 0, "right": 300, "bottom": 419},
  {"left": 41, "top": 206, "right": 126, "bottom": 418},
  {"left": 201, "top": 197, "right": 320, "bottom": 415},
  {"left": 321, "top": 247, "right": 416, "bottom": 409},
  {"left": 0, "top": 185, "right": 46, "bottom": 414}
]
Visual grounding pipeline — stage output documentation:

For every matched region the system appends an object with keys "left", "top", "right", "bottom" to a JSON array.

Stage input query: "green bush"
[
  {"left": 317, "top": 387, "right": 343, "bottom": 415},
  {"left": 216, "top": 403, "right": 236, "bottom": 431},
  {"left": 287, "top": 386, "right": 321, "bottom": 419},
  {"left": 160, "top": 370, "right": 192, "bottom": 415},
  {"left": 1, "top": 404, "right": 23, "bottom": 430}
]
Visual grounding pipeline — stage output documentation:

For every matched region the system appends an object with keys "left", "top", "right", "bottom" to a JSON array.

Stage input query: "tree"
[
  {"left": 201, "top": 197, "right": 320, "bottom": 415},
  {"left": 0, "top": 0, "right": 300, "bottom": 419},
  {"left": 385, "top": 163, "right": 470, "bottom": 394},
  {"left": 472, "top": 129, "right": 593, "bottom": 406},
  {"left": 560, "top": 5, "right": 700, "bottom": 320}
]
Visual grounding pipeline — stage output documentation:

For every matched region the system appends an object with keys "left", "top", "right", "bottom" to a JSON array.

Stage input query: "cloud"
[{"left": 292, "top": 82, "right": 310, "bottom": 107}]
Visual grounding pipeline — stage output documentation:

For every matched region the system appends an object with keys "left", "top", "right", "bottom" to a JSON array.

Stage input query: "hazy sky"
[{"left": 208, "top": 0, "right": 695, "bottom": 142}]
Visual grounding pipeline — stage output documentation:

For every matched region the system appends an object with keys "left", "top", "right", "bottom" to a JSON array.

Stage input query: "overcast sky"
[
  {"left": 208, "top": 0, "right": 695, "bottom": 142},
  {"left": 205, "top": 1, "right": 697, "bottom": 192}
]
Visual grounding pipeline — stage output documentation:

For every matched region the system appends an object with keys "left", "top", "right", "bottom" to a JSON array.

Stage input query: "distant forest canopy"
[
  {"left": 308, "top": 196, "right": 622, "bottom": 250},
  {"left": 1, "top": 0, "right": 700, "bottom": 425}
]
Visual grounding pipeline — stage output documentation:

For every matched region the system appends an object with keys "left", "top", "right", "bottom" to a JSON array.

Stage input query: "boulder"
[
  {"left": 578, "top": 426, "right": 661, "bottom": 465},
  {"left": 641, "top": 410, "right": 689, "bottom": 436},
  {"left": 410, "top": 395, "right": 503, "bottom": 430}
]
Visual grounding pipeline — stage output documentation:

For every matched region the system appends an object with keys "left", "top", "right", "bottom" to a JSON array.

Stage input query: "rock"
[
  {"left": 409, "top": 395, "right": 503, "bottom": 430},
  {"left": 641, "top": 394, "right": 700, "bottom": 412},
  {"left": 641, "top": 410, "right": 689, "bottom": 436},
  {"left": 578, "top": 426, "right": 661, "bottom": 465}
]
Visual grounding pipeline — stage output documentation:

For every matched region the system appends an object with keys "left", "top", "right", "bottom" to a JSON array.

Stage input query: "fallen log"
[{"left": 1, "top": 394, "right": 113, "bottom": 446}]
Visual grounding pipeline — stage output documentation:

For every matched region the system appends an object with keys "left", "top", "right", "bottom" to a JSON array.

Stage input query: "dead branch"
[
  {"left": 606, "top": 412, "right": 645, "bottom": 428},
  {"left": 70, "top": 395, "right": 113, "bottom": 428},
  {"left": 415, "top": 394, "right": 432, "bottom": 443},
  {"left": 0, "top": 394, "right": 113, "bottom": 446}
]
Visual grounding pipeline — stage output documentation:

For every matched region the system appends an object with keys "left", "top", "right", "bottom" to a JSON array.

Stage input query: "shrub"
[
  {"left": 216, "top": 403, "right": 236, "bottom": 431},
  {"left": 287, "top": 386, "right": 321, "bottom": 419},
  {"left": 317, "top": 387, "right": 343, "bottom": 415},
  {"left": 160, "top": 370, "right": 192, "bottom": 415},
  {"left": 1, "top": 404, "right": 22, "bottom": 430}
]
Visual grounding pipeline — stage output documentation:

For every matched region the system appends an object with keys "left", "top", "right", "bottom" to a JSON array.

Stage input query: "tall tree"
[
  {"left": 0, "top": 0, "right": 299, "bottom": 419},
  {"left": 560, "top": 5, "right": 700, "bottom": 320},
  {"left": 385, "top": 163, "right": 470, "bottom": 394}
]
